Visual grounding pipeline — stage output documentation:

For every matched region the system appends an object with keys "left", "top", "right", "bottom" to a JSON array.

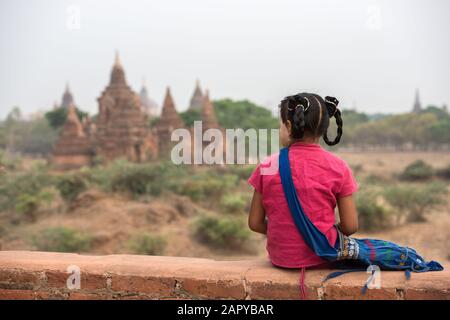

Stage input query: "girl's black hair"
[{"left": 279, "top": 92, "right": 343, "bottom": 146}]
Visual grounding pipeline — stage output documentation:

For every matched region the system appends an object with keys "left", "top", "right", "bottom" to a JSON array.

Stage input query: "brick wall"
[{"left": 0, "top": 251, "right": 448, "bottom": 300}]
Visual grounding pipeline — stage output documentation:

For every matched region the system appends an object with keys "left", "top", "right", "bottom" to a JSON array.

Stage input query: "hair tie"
[
  {"left": 325, "top": 96, "right": 339, "bottom": 117},
  {"left": 287, "top": 96, "right": 310, "bottom": 112}
]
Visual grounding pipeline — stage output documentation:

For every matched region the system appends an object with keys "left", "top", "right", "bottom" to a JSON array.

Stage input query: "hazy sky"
[{"left": 1, "top": 0, "right": 449, "bottom": 119}]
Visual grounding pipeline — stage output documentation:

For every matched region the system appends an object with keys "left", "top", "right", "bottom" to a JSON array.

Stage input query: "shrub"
[
  {"left": 223, "top": 165, "right": 256, "bottom": 180},
  {"left": 400, "top": 160, "right": 434, "bottom": 181},
  {"left": 15, "top": 190, "right": 54, "bottom": 222},
  {"left": 383, "top": 183, "right": 448, "bottom": 223},
  {"left": 435, "top": 163, "right": 450, "bottom": 180},
  {"left": 355, "top": 188, "right": 389, "bottom": 231},
  {"left": 364, "top": 174, "right": 390, "bottom": 185},
  {"left": 32, "top": 227, "right": 92, "bottom": 252},
  {"left": 0, "top": 167, "right": 54, "bottom": 212},
  {"left": 0, "top": 149, "right": 22, "bottom": 171},
  {"left": 127, "top": 233, "right": 167, "bottom": 255},
  {"left": 193, "top": 215, "right": 250, "bottom": 249},
  {"left": 56, "top": 175, "right": 88, "bottom": 203},
  {"left": 110, "top": 162, "right": 173, "bottom": 197},
  {"left": 172, "top": 173, "right": 237, "bottom": 202},
  {"left": 220, "top": 193, "right": 247, "bottom": 213}
]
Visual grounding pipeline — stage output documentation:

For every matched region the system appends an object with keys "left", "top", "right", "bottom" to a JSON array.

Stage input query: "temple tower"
[
  {"left": 155, "top": 87, "right": 184, "bottom": 157},
  {"left": 95, "top": 52, "right": 157, "bottom": 162},
  {"left": 61, "top": 82, "right": 75, "bottom": 109},
  {"left": 51, "top": 104, "right": 92, "bottom": 169},
  {"left": 412, "top": 89, "right": 422, "bottom": 113},
  {"left": 189, "top": 80, "right": 204, "bottom": 111}
]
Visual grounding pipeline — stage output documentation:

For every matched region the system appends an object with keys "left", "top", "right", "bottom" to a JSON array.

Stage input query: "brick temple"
[{"left": 52, "top": 53, "right": 221, "bottom": 169}]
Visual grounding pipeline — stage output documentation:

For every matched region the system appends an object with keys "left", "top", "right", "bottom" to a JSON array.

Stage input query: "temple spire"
[
  {"left": 159, "top": 87, "right": 183, "bottom": 128},
  {"left": 189, "top": 79, "right": 204, "bottom": 111},
  {"left": 61, "top": 82, "right": 75, "bottom": 109},
  {"left": 114, "top": 50, "right": 122, "bottom": 68},
  {"left": 413, "top": 88, "right": 422, "bottom": 113},
  {"left": 110, "top": 51, "right": 126, "bottom": 85},
  {"left": 201, "top": 89, "right": 219, "bottom": 130}
]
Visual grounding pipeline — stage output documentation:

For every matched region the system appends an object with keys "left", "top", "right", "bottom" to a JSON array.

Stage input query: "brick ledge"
[{"left": 0, "top": 251, "right": 448, "bottom": 300}]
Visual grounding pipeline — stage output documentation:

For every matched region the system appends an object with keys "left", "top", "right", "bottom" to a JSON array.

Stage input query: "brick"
[
  {"left": 404, "top": 289, "right": 450, "bottom": 300},
  {"left": 181, "top": 278, "right": 245, "bottom": 299},
  {"left": 0, "top": 289, "right": 36, "bottom": 300},
  {"left": 110, "top": 275, "right": 174, "bottom": 297},
  {"left": 46, "top": 271, "right": 106, "bottom": 291},
  {"left": 68, "top": 292, "right": 107, "bottom": 300},
  {"left": 323, "top": 284, "right": 399, "bottom": 300},
  {"left": 0, "top": 270, "right": 41, "bottom": 289}
]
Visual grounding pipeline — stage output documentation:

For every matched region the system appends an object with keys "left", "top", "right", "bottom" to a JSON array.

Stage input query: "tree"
[{"left": 45, "top": 107, "right": 88, "bottom": 129}]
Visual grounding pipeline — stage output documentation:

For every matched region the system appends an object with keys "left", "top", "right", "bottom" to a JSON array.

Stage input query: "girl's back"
[
  {"left": 247, "top": 93, "right": 359, "bottom": 269},
  {"left": 249, "top": 141, "right": 357, "bottom": 268}
]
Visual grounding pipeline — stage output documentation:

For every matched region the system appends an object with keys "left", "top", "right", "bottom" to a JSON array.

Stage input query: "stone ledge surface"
[{"left": 0, "top": 251, "right": 448, "bottom": 300}]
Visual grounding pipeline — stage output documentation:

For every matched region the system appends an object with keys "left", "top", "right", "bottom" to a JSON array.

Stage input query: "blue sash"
[{"left": 279, "top": 147, "right": 443, "bottom": 276}]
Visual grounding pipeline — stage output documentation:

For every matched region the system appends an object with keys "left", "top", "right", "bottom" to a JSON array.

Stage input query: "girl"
[{"left": 248, "top": 92, "right": 359, "bottom": 269}]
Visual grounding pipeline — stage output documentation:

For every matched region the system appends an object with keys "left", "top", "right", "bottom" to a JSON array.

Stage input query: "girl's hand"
[
  {"left": 337, "top": 195, "right": 359, "bottom": 236},
  {"left": 248, "top": 190, "right": 267, "bottom": 235}
]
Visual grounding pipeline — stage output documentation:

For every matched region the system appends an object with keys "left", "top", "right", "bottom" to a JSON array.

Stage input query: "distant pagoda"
[
  {"left": 201, "top": 89, "right": 220, "bottom": 131},
  {"left": 51, "top": 104, "right": 92, "bottom": 169},
  {"left": 155, "top": 87, "right": 184, "bottom": 156},
  {"left": 412, "top": 89, "right": 422, "bottom": 113},
  {"left": 61, "top": 82, "right": 75, "bottom": 109},
  {"left": 188, "top": 80, "right": 204, "bottom": 111},
  {"left": 94, "top": 52, "right": 157, "bottom": 162}
]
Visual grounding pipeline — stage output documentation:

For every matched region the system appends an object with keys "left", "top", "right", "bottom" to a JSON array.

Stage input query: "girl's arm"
[
  {"left": 248, "top": 190, "right": 267, "bottom": 235},
  {"left": 337, "top": 195, "right": 358, "bottom": 236}
]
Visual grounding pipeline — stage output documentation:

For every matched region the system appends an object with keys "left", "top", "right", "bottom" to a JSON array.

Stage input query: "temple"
[
  {"left": 60, "top": 83, "right": 75, "bottom": 109},
  {"left": 51, "top": 53, "right": 222, "bottom": 169},
  {"left": 412, "top": 89, "right": 422, "bottom": 113},
  {"left": 51, "top": 104, "right": 92, "bottom": 169},
  {"left": 94, "top": 52, "right": 157, "bottom": 162},
  {"left": 155, "top": 87, "right": 185, "bottom": 157},
  {"left": 189, "top": 80, "right": 204, "bottom": 111}
]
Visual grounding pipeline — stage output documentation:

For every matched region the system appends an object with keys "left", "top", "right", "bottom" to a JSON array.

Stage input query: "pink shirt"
[{"left": 248, "top": 142, "right": 358, "bottom": 268}]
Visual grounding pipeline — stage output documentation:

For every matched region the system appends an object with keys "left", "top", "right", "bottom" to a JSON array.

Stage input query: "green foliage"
[
  {"left": 127, "top": 233, "right": 167, "bottom": 255},
  {"left": 0, "top": 106, "right": 58, "bottom": 155},
  {"left": 14, "top": 118, "right": 58, "bottom": 155},
  {"left": 45, "top": 107, "right": 88, "bottom": 129},
  {"left": 427, "top": 117, "right": 450, "bottom": 144},
  {"left": 220, "top": 193, "right": 247, "bottom": 214},
  {"left": 15, "top": 190, "right": 54, "bottom": 222},
  {"left": 179, "top": 109, "right": 201, "bottom": 127},
  {"left": 56, "top": 175, "right": 88, "bottom": 203},
  {"left": 193, "top": 215, "right": 250, "bottom": 249},
  {"left": 110, "top": 162, "right": 176, "bottom": 197},
  {"left": 355, "top": 188, "right": 389, "bottom": 230},
  {"left": 0, "top": 166, "right": 54, "bottom": 213},
  {"left": 213, "top": 99, "right": 278, "bottom": 130},
  {"left": 172, "top": 172, "right": 237, "bottom": 202},
  {"left": 32, "top": 227, "right": 92, "bottom": 252},
  {"left": 0, "top": 149, "right": 22, "bottom": 171},
  {"left": 383, "top": 183, "right": 448, "bottom": 223},
  {"left": 221, "top": 164, "right": 256, "bottom": 180},
  {"left": 400, "top": 160, "right": 434, "bottom": 181}
]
